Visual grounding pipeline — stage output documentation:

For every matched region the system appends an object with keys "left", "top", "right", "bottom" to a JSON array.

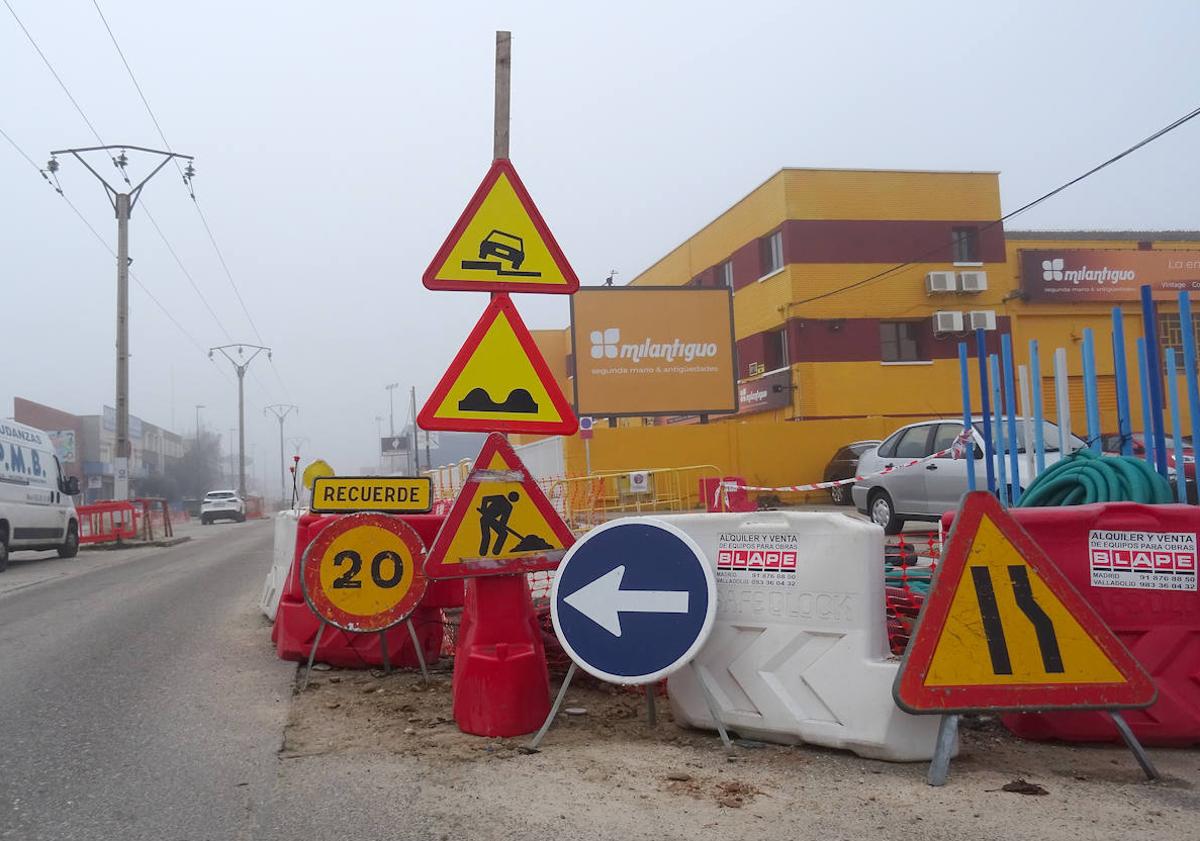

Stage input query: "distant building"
[{"left": 14, "top": 398, "right": 184, "bottom": 502}]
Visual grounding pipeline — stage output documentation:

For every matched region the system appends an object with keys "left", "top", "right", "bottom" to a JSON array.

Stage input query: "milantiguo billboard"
[
  {"left": 570, "top": 287, "right": 738, "bottom": 417},
  {"left": 1020, "top": 249, "right": 1200, "bottom": 302}
]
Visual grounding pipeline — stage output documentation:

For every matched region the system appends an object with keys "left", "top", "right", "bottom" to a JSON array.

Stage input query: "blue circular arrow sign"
[{"left": 550, "top": 517, "right": 716, "bottom": 685}]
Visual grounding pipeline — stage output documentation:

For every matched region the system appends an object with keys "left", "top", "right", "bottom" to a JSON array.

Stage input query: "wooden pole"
[{"left": 493, "top": 31, "right": 511, "bottom": 160}]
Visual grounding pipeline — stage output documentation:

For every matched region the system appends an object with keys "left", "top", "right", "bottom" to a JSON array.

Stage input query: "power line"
[
  {"left": 788, "top": 103, "right": 1200, "bottom": 308},
  {"left": 1, "top": 125, "right": 227, "bottom": 377},
  {"left": 89, "top": 0, "right": 287, "bottom": 400}
]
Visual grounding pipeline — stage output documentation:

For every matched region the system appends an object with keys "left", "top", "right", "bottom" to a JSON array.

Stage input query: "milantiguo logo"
[
  {"left": 1042, "top": 256, "right": 1135, "bottom": 285},
  {"left": 590, "top": 327, "right": 719, "bottom": 364}
]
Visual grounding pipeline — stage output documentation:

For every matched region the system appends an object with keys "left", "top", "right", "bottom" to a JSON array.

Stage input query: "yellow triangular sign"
[
  {"left": 417, "top": 294, "right": 578, "bottom": 434},
  {"left": 422, "top": 159, "right": 578, "bottom": 294},
  {"left": 895, "top": 492, "right": 1155, "bottom": 712},
  {"left": 424, "top": 433, "right": 575, "bottom": 579}
]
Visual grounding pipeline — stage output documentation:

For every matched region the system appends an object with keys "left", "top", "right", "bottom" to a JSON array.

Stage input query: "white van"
[{"left": 0, "top": 420, "right": 81, "bottom": 571}]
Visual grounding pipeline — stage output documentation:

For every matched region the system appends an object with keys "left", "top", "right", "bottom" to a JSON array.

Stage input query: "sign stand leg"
[
  {"left": 927, "top": 714, "right": 959, "bottom": 787},
  {"left": 689, "top": 661, "right": 731, "bottom": 749},
  {"left": 379, "top": 630, "right": 392, "bottom": 676},
  {"left": 300, "top": 620, "right": 328, "bottom": 691},
  {"left": 645, "top": 684, "right": 657, "bottom": 727},
  {"left": 406, "top": 618, "right": 429, "bottom": 683},
  {"left": 1109, "top": 711, "right": 1160, "bottom": 781},
  {"left": 527, "top": 662, "right": 577, "bottom": 751}
]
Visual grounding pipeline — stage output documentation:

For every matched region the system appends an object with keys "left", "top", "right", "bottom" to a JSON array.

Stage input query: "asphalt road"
[{"left": 0, "top": 521, "right": 298, "bottom": 840}]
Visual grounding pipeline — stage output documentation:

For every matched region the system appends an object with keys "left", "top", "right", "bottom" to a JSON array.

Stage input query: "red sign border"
[
  {"left": 421, "top": 158, "right": 579, "bottom": 294},
  {"left": 893, "top": 491, "right": 1156, "bottom": 714},
  {"left": 301, "top": 512, "right": 429, "bottom": 632},
  {"left": 417, "top": 293, "right": 578, "bottom": 435},
  {"left": 424, "top": 432, "right": 576, "bottom": 579}
]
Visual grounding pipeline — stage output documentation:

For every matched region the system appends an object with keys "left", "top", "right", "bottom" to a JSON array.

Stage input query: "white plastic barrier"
[
  {"left": 259, "top": 510, "right": 301, "bottom": 621},
  {"left": 660, "top": 510, "right": 950, "bottom": 762}
]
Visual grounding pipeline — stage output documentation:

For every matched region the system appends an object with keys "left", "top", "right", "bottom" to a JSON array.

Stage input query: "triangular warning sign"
[
  {"left": 425, "top": 433, "right": 575, "bottom": 579},
  {"left": 418, "top": 293, "right": 578, "bottom": 435},
  {"left": 894, "top": 492, "right": 1156, "bottom": 714},
  {"left": 423, "top": 159, "right": 579, "bottom": 294}
]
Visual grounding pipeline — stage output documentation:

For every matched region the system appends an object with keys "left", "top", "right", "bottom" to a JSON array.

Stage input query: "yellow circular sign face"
[{"left": 301, "top": 515, "right": 428, "bottom": 632}]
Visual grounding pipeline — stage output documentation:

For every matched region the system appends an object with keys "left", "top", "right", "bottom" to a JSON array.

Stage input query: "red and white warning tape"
[{"left": 716, "top": 428, "right": 973, "bottom": 505}]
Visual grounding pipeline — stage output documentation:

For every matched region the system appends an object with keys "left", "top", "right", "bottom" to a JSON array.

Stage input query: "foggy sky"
[{"left": 3, "top": 0, "right": 1198, "bottom": 481}]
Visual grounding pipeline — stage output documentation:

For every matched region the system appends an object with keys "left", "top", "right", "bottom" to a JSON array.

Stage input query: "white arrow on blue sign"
[{"left": 550, "top": 517, "right": 716, "bottom": 685}]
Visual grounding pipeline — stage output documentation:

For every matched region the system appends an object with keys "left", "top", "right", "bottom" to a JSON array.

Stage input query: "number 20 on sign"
[{"left": 301, "top": 513, "right": 429, "bottom": 633}]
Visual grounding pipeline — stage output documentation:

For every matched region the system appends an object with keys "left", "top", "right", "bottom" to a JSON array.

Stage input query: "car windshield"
[{"left": 972, "top": 420, "right": 1085, "bottom": 454}]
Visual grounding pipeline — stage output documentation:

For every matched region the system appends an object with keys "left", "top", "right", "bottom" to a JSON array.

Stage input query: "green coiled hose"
[{"left": 1016, "top": 448, "right": 1175, "bottom": 507}]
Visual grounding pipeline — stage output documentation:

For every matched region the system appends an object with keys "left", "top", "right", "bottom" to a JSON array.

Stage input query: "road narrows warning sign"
[
  {"left": 425, "top": 433, "right": 574, "bottom": 579},
  {"left": 422, "top": 159, "right": 579, "bottom": 294},
  {"left": 417, "top": 293, "right": 578, "bottom": 434},
  {"left": 894, "top": 491, "right": 1156, "bottom": 714}
]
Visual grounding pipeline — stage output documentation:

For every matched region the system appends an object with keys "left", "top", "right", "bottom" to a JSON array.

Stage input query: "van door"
[{"left": 923, "top": 423, "right": 977, "bottom": 515}]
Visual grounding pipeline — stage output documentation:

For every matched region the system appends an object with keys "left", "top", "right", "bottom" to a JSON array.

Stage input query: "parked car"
[
  {"left": 0, "top": 419, "right": 82, "bottom": 571},
  {"left": 822, "top": 440, "right": 881, "bottom": 505},
  {"left": 851, "top": 417, "right": 1085, "bottom": 534},
  {"left": 1101, "top": 432, "right": 1194, "bottom": 478},
  {"left": 200, "top": 489, "right": 246, "bottom": 525}
]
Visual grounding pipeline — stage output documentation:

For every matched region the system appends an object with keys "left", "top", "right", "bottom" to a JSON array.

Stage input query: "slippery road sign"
[
  {"left": 550, "top": 517, "right": 716, "bottom": 685},
  {"left": 422, "top": 159, "right": 579, "bottom": 294}
]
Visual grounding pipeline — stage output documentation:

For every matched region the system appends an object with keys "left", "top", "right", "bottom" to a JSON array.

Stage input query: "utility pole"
[
  {"left": 194, "top": 404, "right": 205, "bottom": 440},
  {"left": 209, "top": 344, "right": 271, "bottom": 497},
  {"left": 410, "top": 387, "right": 420, "bottom": 475},
  {"left": 264, "top": 404, "right": 298, "bottom": 507},
  {"left": 228, "top": 428, "right": 236, "bottom": 486},
  {"left": 375, "top": 416, "right": 384, "bottom": 471},
  {"left": 49, "top": 145, "right": 194, "bottom": 499}
]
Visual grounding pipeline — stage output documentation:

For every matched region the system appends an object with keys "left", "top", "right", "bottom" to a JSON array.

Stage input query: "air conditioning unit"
[
  {"left": 958, "top": 271, "right": 988, "bottom": 292},
  {"left": 925, "top": 271, "right": 957, "bottom": 294},
  {"left": 968, "top": 310, "right": 998, "bottom": 331},
  {"left": 932, "top": 311, "right": 965, "bottom": 334}
]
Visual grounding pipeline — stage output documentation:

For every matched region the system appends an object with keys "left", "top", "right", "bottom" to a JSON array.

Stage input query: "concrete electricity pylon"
[
  {"left": 49, "top": 145, "right": 194, "bottom": 498},
  {"left": 264, "top": 404, "right": 299, "bottom": 506},
  {"left": 209, "top": 344, "right": 271, "bottom": 496}
]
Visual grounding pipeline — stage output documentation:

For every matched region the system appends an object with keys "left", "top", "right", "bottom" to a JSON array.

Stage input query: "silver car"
[{"left": 851, "top": 417, "right": 1085, "bottom": 533}]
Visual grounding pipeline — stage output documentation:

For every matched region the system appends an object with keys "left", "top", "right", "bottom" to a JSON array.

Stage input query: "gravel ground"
[{"left": 282, "top": 663, "right": 1200, "bottom": 841}]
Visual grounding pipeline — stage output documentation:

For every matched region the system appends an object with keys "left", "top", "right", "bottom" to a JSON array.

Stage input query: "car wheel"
[
  {"left": 869, "top": 490, "right": 905, "bottom": 535},
  {"left": 201, "top": 516, "right": 210, "bottom": 526},
  {"left": 58, "top": 522, "right": 79, "bottom": 559},
  {"left": 829, "top": 484, "right": 851, "bottom": 506},
  {"left": 236, "top": 513, "right": 246, "bottom": 523},
  {"left": 0, "top": 535, "right": 8, "bottom": 573}
]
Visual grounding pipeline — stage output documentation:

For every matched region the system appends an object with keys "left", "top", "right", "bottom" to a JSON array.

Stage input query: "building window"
[
  {"left": 1158, "top": 313, "right": 1200, "bottom": 358},
  {"left": 759, "top": 231, "right": 783, "bottom": 276},
  {"left": 718, "top": 260, "right": 734, "bottom": 289},
  {"left": 951, "top": 226, "right": 980, "bottom": 263},
  {"left": 880, "top": 321, "right": 920, "bottom": 362},
  {"left": 764, "top": 327, "right": 789, "bottom": 370}
]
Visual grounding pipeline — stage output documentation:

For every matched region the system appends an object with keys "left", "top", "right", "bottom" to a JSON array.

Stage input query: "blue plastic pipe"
[
  {"left": 1081, "top": 328, "right": 1102, "bottom": 453},
  {"left": 991, "top": 354, "right": 1007, "bottom": 506},
  {"left": 958, "top": 342, "right": 976, "bottom": 492},
  {"left": 1030, "top": 339, "right": 1046, "bottom": 474},
  {"left": 1137, "top": 338, "right": 1156, "bottom": 468},
  {"left": 1001, "top": 334, "right": 1022, "bottom": 504},
  {"left": 1179, "top": 291, "right": 1200, "bottom": 504},
  {"left": 1141, "top": 285, "right": 1170, "bottom": 480},
  {"left": 1167, "top": 349, "right": 1188, "bottom": 504},
  {"left": 1112, "top": 308, "right": 1133, "bottom": 457},
  {"left": 975, "top": 329, "right": 996, "bottom": 493}
]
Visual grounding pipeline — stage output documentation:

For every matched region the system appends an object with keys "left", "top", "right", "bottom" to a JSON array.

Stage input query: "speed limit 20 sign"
[{"left": 300, "top": 512, "right": 429, "bottom": 632}]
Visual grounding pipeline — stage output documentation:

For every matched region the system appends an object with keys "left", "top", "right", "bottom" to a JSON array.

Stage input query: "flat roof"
[{"left": 1007, "top": 230, "right": 1200, "bottom": 241}]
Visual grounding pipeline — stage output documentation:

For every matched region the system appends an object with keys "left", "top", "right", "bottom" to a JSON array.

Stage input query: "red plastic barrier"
[
  {"left": 942, "top": 503, "right": 1200, "bottom": 746},
  {"left": 452, "top": 574, "right": 551, "bottom": 737},
  {"left": 77, "top": 501, "right": 139, "bottom": 544},
  {"left": 700, "top": 476, "right": 757, "bottom": 512},
  {"left": 272, "top": 512, "right": 464, "bottom": 668},
  {"left": 244, "top": 495, "right": 267, "bottom": 520}
]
